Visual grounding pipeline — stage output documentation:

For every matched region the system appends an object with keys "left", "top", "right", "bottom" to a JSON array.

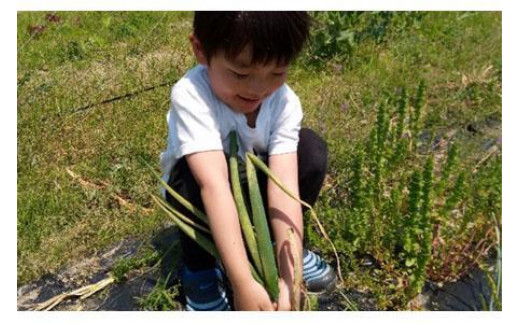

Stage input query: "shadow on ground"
[{"left": 17, "top": 225, "right": 182, "bottom": 311}]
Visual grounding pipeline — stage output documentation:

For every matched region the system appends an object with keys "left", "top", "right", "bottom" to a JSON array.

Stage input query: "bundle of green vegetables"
[{"left": 149, "top": 131, "right": 339, "bottom": 309}]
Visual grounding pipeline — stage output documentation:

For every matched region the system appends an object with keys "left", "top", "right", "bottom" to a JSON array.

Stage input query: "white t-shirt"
[{"left": 159, "top": 64, "right": 303, "bottom": 195}]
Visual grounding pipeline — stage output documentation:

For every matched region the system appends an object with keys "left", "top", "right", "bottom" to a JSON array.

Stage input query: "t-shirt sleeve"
[
  {"left": 268, "top": 85, "right": 303, "bottom": 155},
  {"left": 167, "top": 82, "right": 223, "bottom": 159}
]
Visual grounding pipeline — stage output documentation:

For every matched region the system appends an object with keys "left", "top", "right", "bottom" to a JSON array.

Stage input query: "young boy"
[{"left": 160, "top": 12, "right": 336, "bottom": 311}]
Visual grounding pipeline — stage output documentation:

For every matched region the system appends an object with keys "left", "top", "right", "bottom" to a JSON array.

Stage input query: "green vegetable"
[
  {"left": 246, "top": 152, "right": 343, "bottom": 283},
  {"left": 246, "top": 154, "right": 280, "bottom": 301},
  {"left": 146, "top": 163, "right": 209, "bottom": 226},
  {"left": 229, "top": 131, "right": 263, "bottom": 279}
]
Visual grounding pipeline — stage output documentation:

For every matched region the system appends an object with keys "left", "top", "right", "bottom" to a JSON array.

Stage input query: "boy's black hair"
[{"left": 193, "top": 11, "right": 310, "bottom": 66}]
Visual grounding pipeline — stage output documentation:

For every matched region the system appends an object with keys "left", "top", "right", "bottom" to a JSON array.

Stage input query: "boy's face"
[{"left": 191, "top": 35, "right": 288, "bottom": 115}]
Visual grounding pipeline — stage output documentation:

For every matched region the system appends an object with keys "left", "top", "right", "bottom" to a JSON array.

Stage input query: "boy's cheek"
[
  {"left": 216, "top": 75, "right": 239, "bottom": 93},
  {"left": 220, "top": 84, "right": 239, "bottom": 99},
  {"left": 212, "top": 77, "right": 235, "bottom": 97}
]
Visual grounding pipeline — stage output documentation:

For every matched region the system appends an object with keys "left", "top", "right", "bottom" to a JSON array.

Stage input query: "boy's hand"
[
  {"left": 232, "top": 278, "right": 276, "bottom": 311},
  {"left": 277, "top": 277, "right": 302, "bottom": 311},
  {"left": 276, "top": 278, "right": 293, "bottom": 311}
]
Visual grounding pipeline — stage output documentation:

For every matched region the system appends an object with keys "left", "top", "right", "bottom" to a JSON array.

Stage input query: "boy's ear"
[{"left": 189, "top": 34, "right": 209, "bottom": 65}]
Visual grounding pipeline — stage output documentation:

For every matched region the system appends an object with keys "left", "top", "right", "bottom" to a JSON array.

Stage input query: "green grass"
[{"left": 17, "top": 11, "right": 501, "bottom": 310}]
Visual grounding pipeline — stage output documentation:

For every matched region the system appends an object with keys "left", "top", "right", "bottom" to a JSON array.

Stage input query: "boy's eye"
[
  {"left": 230, "top": 70, "right": 248, "bottom": 79},
  {"left": 272, "top": 72, "right": 286, "bottom": 77}
]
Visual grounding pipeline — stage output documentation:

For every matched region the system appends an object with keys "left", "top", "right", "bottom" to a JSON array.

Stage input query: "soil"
[{"left": 17, "top": 226, "right": 500, "bottom": 311}]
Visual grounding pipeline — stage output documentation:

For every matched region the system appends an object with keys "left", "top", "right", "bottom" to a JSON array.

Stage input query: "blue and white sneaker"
[
  {"left": 302, "top": 249, "right": 337, "bottom": 293},
  {"left": 180, "top": 266, "right": 231, "bottom": 311}
]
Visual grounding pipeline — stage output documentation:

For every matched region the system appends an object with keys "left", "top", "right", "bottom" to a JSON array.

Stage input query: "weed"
[
  {"left": 311, "top": 80, "right": 500, "bottom": 306},
  {"left": 138, "top": 273, "right": 182, "bottom": 311},
  {"left": 112, "top": 248, "right": 160, "bottom": 283},
  {"left": 65, "top": 41, "right": 85, "bottom": 61},
  {"left": 305, "top": 12, "right": 425, "bottom": 68}
]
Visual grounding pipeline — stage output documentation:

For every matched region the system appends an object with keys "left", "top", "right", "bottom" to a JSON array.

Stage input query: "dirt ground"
[{"left": 17, "top": 224, "right": 500, "bottom": 311}]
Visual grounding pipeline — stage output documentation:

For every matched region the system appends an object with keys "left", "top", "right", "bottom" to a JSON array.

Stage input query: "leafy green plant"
[
  {"left": 401, "top": 170, "right": 422, "bottom": 273},
  {"left": 316, "top": 80, "right": 501, "bottom": 308},
  {"left": 65, "top": 41, "right": 85, "bottom": 61},
  {"left": 409, "top": 156, "right": 433, "bottom": 295},
  {"left": 112, "top": 249, "right": 160, "bottom": 283},
  {"left": 479, "top": 210, "right": 501, "bottom": 311},
  {"left": 390, "top": 88, "right": 408, "bottom": 168},
  {"left": 305, "top": 12, "right": 425, "bottom": 68},
  {"left": 410, "top": 80, "right": 426, "bottom": 140},
  {"left": 436, "top": 142, "right": 459, "bottom": 195},
  {"left": 138, "top": 273, "right": 181, "bottom": 311}
]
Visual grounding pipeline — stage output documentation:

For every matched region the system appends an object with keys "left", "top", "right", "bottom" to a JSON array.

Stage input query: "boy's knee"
[
  {"left": 298, "top": 128, "right": 328, "bottom": 174},
  {"left": 166, "top": 157, "right": 200, "bottom": 206}
]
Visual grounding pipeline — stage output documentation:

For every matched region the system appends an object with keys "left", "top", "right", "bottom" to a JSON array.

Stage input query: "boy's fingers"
[{"left": 261, "top": 300, "right": 275, "bottom": 311}]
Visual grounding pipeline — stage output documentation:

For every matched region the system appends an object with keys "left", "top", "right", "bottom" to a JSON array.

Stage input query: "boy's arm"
[
  {"left": 185, "top": 150, "right": 275, "bottom": 310},
  {"left": 267, "top": 152, "right": 303, "bottom": 310}
]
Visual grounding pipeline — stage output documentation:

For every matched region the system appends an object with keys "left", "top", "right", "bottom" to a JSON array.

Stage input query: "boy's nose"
[{"left": 244, "top": 86, "right": 267, "bottom": 100}]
